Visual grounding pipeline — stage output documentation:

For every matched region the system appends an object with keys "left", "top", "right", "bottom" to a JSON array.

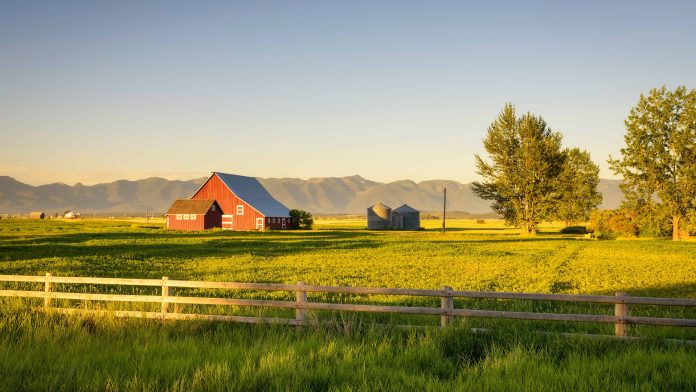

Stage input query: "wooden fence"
[{"left": 1, "top": 273, "right": 695, "bottom": 339}]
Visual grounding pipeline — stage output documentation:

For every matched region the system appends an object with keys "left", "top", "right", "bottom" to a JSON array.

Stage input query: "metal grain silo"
[
  {"left": 367, "top": 202, "right": 392, "bottom": 230},
  {"left": 392, "top": 204, "right": 420, "bottom": 230}
]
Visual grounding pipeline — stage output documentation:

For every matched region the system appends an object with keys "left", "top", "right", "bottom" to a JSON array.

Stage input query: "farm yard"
[{"left": 1, "top": 218, "right": 695, "bottom": 391}]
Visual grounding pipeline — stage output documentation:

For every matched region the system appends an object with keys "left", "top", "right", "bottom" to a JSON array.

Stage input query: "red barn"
[
  {"left": 191, "top": 172, "right": 291, "bottom": 230},
  {"left": 165, "top": 199, "right": 222, "bottom": 230}
]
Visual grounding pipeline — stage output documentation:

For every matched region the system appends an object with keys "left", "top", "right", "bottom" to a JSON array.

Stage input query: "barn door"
[{"left": 222, "top": 215, "right": 234, "bottom": 230}]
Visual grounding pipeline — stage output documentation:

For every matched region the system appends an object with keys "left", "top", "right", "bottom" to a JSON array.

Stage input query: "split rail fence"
[{"left": 1, "top": 273, "right": 695, "bottom": 339}]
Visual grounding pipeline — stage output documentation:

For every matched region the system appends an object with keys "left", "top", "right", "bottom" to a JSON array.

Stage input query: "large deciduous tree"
[
  {"left": 555, "top": 148, "right": 602, "bottom": 226},
  {"left": 609, "top": 86, "right": 696, "bottom": 240},
  {"left": 473, "top": 104, "right": 565, "bottom": 235}
]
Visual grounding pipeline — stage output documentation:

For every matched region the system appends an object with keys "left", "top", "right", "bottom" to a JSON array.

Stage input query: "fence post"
[
  {"left": 44, "top": 272, "right": 53, "bottom": 308},
  {"left": 615, "top": 291, "right": 629, "bottom": 337},
  {"left": 161, "top": 276, "right": 170, "bottom": 314},
  {"left": 296, "top": 281, "right": 307, "bottom": 325},
  {"left": 441, "top": 286, "right": 453, "bottom": 327}
]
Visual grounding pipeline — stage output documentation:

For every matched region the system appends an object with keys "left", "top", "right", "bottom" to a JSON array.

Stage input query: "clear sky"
[{"left": 1, "top": 1, "right": 695, "bottom": 185}]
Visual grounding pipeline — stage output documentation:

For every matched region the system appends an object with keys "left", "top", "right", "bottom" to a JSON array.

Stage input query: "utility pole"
[
  {"left": 146, "top": 210, "right": 149, "bottom": 222},
  {"left": 441, "top": 187, "right": 447, "bottom": 233}
]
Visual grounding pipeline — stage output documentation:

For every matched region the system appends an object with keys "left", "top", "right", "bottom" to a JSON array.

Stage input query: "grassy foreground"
[
  {"left": 0, "top": 218, "right": 695, "bottom": 390},
  {"left": 2, "top": 310, "right": 695, "bottom": 391}
]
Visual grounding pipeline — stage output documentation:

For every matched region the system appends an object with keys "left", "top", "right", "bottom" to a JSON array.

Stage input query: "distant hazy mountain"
[
  {"left": 0, "top": 176, "right": 205, "bottom": 215},
  {"left": 0, "top": 175, "right": 623, "bottom": 215}
]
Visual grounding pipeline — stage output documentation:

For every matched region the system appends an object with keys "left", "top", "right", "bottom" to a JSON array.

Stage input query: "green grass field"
[{"left": 1, "top": 218, "right": 695, "bottom": 391}]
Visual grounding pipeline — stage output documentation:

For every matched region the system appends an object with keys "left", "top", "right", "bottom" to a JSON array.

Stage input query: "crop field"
[{"left": 1, "top": 218, "right": 695, "bottom": 390}]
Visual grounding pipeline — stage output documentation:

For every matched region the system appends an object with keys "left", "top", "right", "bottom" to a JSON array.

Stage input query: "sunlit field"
[
  {"left": 1, "top": 218, "right": 695, "bottom": 390},
  {"left": 2, "top": 218, "right": 693, "bottom": 296}
]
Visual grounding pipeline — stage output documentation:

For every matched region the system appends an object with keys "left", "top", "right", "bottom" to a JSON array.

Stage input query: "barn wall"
[
  {"left": 265, "top": 217, "right": 292, "bottom": 230},
  {"left": 166, "top": 214, "right": 205, "bottom": 230},
  {"left": 192, "top": 174, "right": 265, "bottom": 230}
]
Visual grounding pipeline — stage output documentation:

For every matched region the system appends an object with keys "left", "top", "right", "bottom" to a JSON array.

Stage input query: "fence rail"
[{"left": 1, "top": 274, "right": 695, "bottom": 337}]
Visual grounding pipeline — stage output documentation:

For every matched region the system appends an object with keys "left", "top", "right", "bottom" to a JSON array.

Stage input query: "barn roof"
[
  {"left": 214, "top": 172, "right": 290, "bottom": 217},
  {"left": 166, "top": 199, "right": 217, "bottom": 215},
  {"left": 394, "top": 204, "right": 419, "bottom": 213}
]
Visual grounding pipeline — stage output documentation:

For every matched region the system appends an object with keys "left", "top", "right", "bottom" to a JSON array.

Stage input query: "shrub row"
[{"left": 587, "top": 208, "right": 696, "bottom": 239}]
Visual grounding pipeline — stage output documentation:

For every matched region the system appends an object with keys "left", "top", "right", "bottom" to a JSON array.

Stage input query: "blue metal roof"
[
  {"left": 214, "top": 172, "right": 290, "bottom": 217},
  {"left": 394, "top": 204, "right": 419, "bottom": 213}
]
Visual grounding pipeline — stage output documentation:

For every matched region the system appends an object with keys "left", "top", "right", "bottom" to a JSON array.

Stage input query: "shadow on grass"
[
  {"left": 617, "top": 282, "right": 696, "bottom": 299},
  {"left": 424, "top": 237, "right": 573, "bottom": 245},
  {"left": 3, "top": 228, "right": 377, "bottom": 242},
  {"left": 0, "top": 229, "right": 383, "bottom": 266},
  {"left": 424, "top": 227, "right": 510, "bottom": 232}
]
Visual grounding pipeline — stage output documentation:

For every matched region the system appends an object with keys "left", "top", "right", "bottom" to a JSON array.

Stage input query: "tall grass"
[{"left": 1, "top": 308, "right": 694, "bottom": 391}]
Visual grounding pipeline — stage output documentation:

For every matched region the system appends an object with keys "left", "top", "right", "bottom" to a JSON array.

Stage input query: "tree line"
[{"left": 473, "top": 85, "right": 696, "bottom": 241}]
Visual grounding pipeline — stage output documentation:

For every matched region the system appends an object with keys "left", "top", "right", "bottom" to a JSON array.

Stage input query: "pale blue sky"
[{"left": 1, "top": 1, "right": 695, "bottom": 185}]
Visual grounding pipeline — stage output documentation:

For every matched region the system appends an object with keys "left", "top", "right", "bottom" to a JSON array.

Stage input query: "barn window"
[
  {"left": 176, "top": 214, "right": 182, "bottom": 220},
  {"left": 183, "top": 214, "right": 189, "bottom": 220},
  {"left": 211, "top": 205, "right": 215, "bottom": 211},
  {"left": 256, "top": 217, "right": 264, "bottom": 230},
  {"left": 237, "top": 205, "right": 244, "bottom": 215},
  {"left": 190, "top": 214, "right": 196, "bottom": 220}
]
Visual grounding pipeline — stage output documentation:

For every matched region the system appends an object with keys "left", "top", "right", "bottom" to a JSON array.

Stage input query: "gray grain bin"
[
  {"left": 367, "top": 202, "right": 392, "bottom": 230},
  {"left": 392, "top": 204, "right": 420, "bottom": 230}
]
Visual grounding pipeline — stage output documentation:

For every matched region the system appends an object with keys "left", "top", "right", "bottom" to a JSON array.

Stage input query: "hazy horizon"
[
  {"left": 2, "top": 1, "right": 695, "bottom": 186},
  {"left": 3, "top": 171, "right": 626, "bottom": 188}
]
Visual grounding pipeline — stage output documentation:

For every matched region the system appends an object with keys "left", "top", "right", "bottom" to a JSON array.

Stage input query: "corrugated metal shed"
[
  {"left": 392, "top": 204, "right": 420, "bottom": 230},
  {"left": 367, "top": 202, "right": 392, "bottom": 230}
]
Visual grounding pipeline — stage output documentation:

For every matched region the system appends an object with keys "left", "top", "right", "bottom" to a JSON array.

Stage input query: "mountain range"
[{"left": 0, "top": 175, "right": 623, "bottom": 215}]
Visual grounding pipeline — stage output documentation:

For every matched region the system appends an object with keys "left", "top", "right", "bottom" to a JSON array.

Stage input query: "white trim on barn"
[{"left": 222, "top": 215, "right": 234, "bottom": 230}]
